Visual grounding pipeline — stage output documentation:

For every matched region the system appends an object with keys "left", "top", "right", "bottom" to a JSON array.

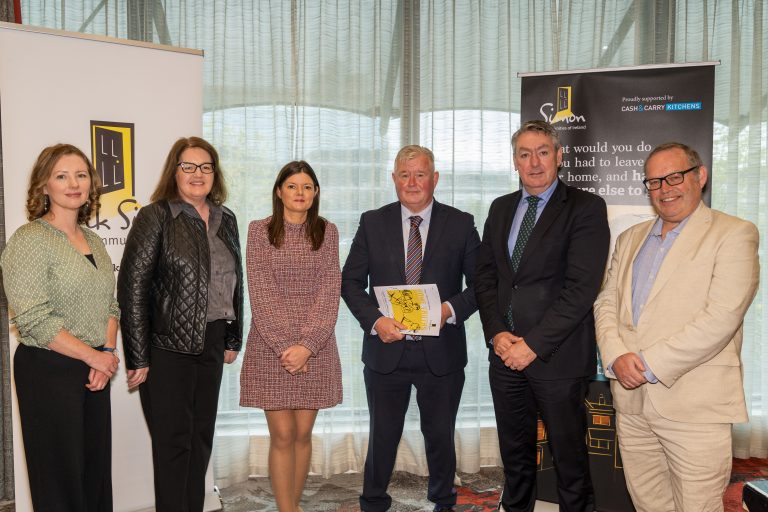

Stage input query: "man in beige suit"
[{"left": 595, "top": 142, "right": 759, "bottom": 512}]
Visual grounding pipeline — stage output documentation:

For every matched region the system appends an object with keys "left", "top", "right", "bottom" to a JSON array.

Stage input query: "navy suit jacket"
[
  {"left": 475, "top": 179, "right": 610, "bottom": 379},
  {"left": 341, "top": 200, "right": 480, "bottom": 376}
]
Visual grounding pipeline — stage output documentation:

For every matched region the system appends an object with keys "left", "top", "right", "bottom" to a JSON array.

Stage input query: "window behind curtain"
[{"left": 18, "top": 0, "right": 768, "bottom": 485}]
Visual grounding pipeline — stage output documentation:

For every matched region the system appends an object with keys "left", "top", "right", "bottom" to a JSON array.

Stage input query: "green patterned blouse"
[{"left": 0, "top": 219, "right": 120, "bottom": 348}]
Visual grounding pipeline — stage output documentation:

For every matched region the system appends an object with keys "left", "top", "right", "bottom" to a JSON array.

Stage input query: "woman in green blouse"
[{"left": 0, "top": 144, "right": 120, "bottom": 511}]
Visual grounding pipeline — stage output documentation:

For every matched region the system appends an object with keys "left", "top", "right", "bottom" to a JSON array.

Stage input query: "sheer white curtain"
[{"left": 20, "top": 0, "right": 768, "bottom": 488}]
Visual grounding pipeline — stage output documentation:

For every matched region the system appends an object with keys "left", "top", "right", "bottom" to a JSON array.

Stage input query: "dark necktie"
[
  {"left": 405, "top": 216, "right": 423, "bottom": 285},
  {"left": 510, "top": 195, "right": 540, "bottom": 272},
  {"left": 506, "top": 195, "right": 540, "bottom": 330}
]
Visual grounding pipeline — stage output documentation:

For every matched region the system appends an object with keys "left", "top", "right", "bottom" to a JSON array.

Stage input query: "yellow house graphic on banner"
[{"left": 90, "top": 121, "right": 139, "bottom": 219}]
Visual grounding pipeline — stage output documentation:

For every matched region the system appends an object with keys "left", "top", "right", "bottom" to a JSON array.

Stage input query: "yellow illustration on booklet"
[
  {"left": 373, "top": 284, "right": 442, "bottom": 336},
  {"left": 388, "top": 289, "right": 427, "bottom": 331}
]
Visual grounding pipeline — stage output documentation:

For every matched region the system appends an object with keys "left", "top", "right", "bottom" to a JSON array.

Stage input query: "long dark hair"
[
  {"left": 150, "top": 136, "right": 228, "bottom": 205},
  {"left": 268, "top": 160, "right": 326, "bottom": 250}
]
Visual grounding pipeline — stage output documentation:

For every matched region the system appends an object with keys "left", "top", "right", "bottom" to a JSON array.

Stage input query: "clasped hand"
[
  {"left": 86, "top": 349, "right": 119, "bottom": 392},
  {"left": 612, "top": 352, "right": 648, "bottom": 389},
  {"left": 280, "top": 345, "right": 312, "bottom": 375},
  {"left": 494, "top": 331, "right": 537, "bottom": 371}
]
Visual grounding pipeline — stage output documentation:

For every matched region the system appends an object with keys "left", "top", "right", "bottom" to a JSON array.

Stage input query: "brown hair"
[
  {"left": 511, "top": 120, "right": 562, "bottom": 154},
  {"left": 268, "top": 160, "right": 326, "bottom": 251},
  {"left": 26, "top": 144, "right": 101, "bottom": 223},
  {"left": 150, "top": 136, "right": 228, "bottom": 205},
  {"left": 644, "top": 142, "right": 704, "bottom": 174}
]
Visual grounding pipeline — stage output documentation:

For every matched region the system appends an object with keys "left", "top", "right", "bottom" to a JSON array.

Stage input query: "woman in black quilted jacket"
[{"left": 117, "top": 136, "right": 243, "bottom": 512}]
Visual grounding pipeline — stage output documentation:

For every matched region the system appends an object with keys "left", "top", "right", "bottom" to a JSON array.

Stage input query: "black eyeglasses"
[
  {"left": 178, "top": 162, "right": 215, "bottom": 174},
  {"left": 642, "top": 166, "right": 699, "bottom": 191}
]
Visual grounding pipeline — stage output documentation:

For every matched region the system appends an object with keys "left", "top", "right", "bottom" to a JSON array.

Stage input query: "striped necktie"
[{"left": 405, "top": 216, "right": 423, "bottom": 285}]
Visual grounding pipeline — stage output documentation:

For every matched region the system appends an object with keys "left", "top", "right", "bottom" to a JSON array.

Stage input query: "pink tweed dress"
[{"left": 239, "top": 217, "right": 343, "bottom": 410}]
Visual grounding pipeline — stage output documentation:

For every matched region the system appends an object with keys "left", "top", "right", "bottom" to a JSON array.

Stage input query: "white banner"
[{"left": 0, "top": 22, "right": 205, "bottom": 511}]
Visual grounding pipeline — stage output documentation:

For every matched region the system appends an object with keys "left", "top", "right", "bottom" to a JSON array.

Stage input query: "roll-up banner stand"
[
  {"left": 521, "top": 62, "right": 717, "bottom": 512},
  {"left": 0, "top": 22, "right": 214, "bottom": 511}
]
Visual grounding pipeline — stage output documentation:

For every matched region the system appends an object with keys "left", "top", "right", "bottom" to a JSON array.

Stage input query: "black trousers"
[
  {"left": 489, "top": 354, "right": 594, "bottom": 512},
  {"left": 360, "top": 341, "right": 465, "bottom": 512},
  {"left": 139, "top": 320, "right": 226, "bottom": 512},
  {"left": 14, "top": 343, "right": 113, "bottom": 512}
]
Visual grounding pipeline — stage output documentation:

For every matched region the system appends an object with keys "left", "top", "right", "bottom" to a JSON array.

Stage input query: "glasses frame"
[
  {"left": 178, "top": 162, "right": 215, "bottom": 174},
  {"left": 642, "top": 165, "right": 699, "bottom": 191}
]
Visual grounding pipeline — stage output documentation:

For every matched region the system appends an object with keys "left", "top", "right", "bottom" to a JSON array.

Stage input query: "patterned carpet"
[
  {"left": 221, "top": 468, "right": 506, "bottom": 511},
  {"left": 220, "top": 458, "right": 768, "bottom": 511},
  {"left": 724, "top": 457, "right": 768, "bottom": 512}
]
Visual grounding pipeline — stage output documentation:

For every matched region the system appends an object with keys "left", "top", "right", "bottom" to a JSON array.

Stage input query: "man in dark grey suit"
[
  {"left": 342, "top": 145, "right": 480, "bottom": 512},
  {"left": 475, "top": 120, "right": 610, "bottom": 512}
]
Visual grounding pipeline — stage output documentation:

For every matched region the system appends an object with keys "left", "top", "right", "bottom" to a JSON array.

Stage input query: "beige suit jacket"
[{"left": 595, "top": 202, "right": 759, "bottom": 423}]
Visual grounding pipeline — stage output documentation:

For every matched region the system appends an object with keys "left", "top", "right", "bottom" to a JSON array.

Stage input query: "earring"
[{"left": 44, "top": 194, "right": 50, "bottom": 211}]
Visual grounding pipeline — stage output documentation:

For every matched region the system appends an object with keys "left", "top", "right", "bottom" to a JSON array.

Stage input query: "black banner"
[{"left": 522, "top": 65, "right": 714, "bottom": 205}]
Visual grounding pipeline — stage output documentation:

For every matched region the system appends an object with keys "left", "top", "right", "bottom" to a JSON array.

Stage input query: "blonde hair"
[
  {"left": 394, "top": 145, "right": 435, "bottom": 172},
  {"left": 26, "top": 144, "right": 101, "bottom": 223}
]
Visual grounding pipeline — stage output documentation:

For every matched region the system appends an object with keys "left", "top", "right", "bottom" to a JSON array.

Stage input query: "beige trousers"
[{"left": 616, "top": 389, "right": 732, "bottom": 512}]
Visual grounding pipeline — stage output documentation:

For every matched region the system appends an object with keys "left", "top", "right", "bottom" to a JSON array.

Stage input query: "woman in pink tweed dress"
[{"left": 240, "top": 160, "right": 342, "bottom": 512}]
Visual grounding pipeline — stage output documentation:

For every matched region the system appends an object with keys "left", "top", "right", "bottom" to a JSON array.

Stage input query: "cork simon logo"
[
  {"left": 88, "top": 121, "right": 141, "bottom": 232},
  {"left": 539, "top": 86, "right": 587, "bottom": 126}
]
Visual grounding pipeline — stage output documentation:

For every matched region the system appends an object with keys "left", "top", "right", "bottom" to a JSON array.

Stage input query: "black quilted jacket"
[{"left": 117, "top": 200, "right": 243, "bottom": 369}]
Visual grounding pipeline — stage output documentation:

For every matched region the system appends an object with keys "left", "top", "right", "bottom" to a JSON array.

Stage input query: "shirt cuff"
[
  {"left": 371, "top": 316, "right": 382, "bottom": 335},
  {"left": 638, "top": 351, "right": 659, "bottom": 384},
  {"left": 605, "top": 360, "right": 617, "bottom": 379},
  {"left": 443, "top": 301, "right": 457, "bottom": 325}
]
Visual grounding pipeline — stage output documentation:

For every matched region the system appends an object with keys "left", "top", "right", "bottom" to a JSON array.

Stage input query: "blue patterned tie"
[
  {"left": 405, "top": 216, "right": 423, "bottom": 285},
  {"left": 506, "top": 196, "right": 540, "bottom": 330}
]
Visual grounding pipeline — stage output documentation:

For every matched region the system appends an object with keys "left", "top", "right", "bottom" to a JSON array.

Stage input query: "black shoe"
[{"left": 433, "top": 506, "right": 455, "bottom": 512}]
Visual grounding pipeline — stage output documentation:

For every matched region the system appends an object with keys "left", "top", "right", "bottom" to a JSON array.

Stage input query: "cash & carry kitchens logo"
[
  {"left": 539, "top": 86, "right": 587, "bottom": 128},
  {"left": 88, "top": 121, "right": 141, "bottom": 244},
  {"left": 620, "top": 94, "right": 702, "bottom": 112}
]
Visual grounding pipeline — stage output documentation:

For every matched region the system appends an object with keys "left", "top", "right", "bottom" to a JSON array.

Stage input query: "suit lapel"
[
  {"left": 502, "top": 192, "right": 522, "bottom": 276},
  {"left": 620, "top": 221, "right": 655, "bottom": 321},
  {"left": 516, "top": 180, "right": 566, "bottom": 274},
  {"left": 644, "top": 203, "right": 711, "bottom": 306},
  {"left": 422, "top": 201, "right": 447, "bottom": 270},
  {"left": 385, "top": 203, "right": 407, "bottom": 282}
]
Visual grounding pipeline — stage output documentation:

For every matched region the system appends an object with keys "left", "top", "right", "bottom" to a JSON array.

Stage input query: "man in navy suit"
[
  {"left": 342, "top": 145, "right": 480, "bottom": 512},
  {"left": 475, "top": 120, "right": 610, "bottom": 512}
]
